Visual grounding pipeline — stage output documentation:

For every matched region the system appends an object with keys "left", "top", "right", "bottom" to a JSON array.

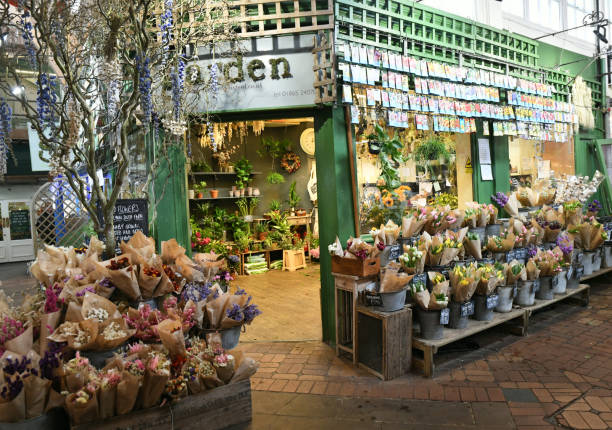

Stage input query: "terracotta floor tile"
[{"left": 579, "top": 411, "right": 608, "bottom": 429}]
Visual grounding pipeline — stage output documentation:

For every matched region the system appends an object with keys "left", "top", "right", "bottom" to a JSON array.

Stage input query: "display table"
[
  {"left": 579, "top": 267, "right": 612, "bottom": 282},
  {"left": 412, "top": 284, "right": 591, "bottom": 377}
]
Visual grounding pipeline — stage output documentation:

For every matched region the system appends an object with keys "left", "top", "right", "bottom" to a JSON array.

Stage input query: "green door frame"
[{"left": 590, "top": 139, "right": 612, "bottom": 215}]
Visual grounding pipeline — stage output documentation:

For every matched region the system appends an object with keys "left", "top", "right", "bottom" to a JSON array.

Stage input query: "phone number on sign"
[{"left": 273, "top": 89, "right": 315, "bottom": 97}]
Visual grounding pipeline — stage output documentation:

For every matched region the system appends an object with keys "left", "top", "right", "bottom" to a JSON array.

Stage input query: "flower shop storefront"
[{"left": 181, "top": 36, "right": 327, "bottom": 342}]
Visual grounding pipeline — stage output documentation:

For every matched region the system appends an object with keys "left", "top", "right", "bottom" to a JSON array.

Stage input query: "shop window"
[{"left": 502, "top": 0, "right": 526, "bottom": 17}]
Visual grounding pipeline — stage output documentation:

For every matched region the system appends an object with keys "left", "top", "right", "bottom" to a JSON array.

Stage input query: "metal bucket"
[
  {"left": 515, "top": 280, "right": 535, "bottom": 306},
  {"left": 536, "top": 276, "right": 554, "bottom": 300},
  {"left": 203, "top": 326, "right": 243, "bottom": 350},
  {"left": 469, "top": 226, "right": 486, "bottom": 243},
  {"left": 485, "top": 223, "right": 501, "bottom": 240},
  {"left": 417, "top": 308, "right": 444, "bottom": 340},
  {"left": 493, "top": 252, "right": 507, "bottom": 263},
  {"left": 473, "top": 294, "right": 494, "bottom": 321},
  {"left": 582, "top": 252, "right": 595, "bottom": 275},
  {"left": 379, "top": 289, "right": 407, "bottom": 312},
  {"left": 567, "top": 264, "right": 583, "bottom": 289},
  {"left": 447, "top": 300, "right": 470, "bottom": 329},
  {"left": 592, "top": 249, "right": 602, "bottom": 272},
  {"left": 496, "top": 285, "right": 515, "bottom": 313},
  {"left": 553, "top": 271, "right": 567, "bottom": 295},
  {"left": 603, "top": 246, "right": 612, "bottom": 268}
]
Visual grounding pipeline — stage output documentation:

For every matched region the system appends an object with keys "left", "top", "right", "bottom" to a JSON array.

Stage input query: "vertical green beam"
[
  {"left": 315, "top": 105, "right": 357, "bottom": 344},
  {"left": 471, "top": 121, "right": 510, "bottom": 204},
  {"left": 592, "top": 140, "right": 612, "bottom": 215},
  {"left": 152, "top": 143, "right": 189, "bottom": 251}
]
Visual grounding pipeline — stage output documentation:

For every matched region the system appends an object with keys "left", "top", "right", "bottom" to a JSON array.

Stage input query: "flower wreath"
[{"left": 281, "top": 152, "right": 301, "bottom": 173}]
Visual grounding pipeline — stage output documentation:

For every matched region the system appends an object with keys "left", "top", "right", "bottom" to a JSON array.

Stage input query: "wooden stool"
[
  {"left": 333, "top": 272, "right": 377, "bottom": 364},
  {"left": 357, "top": 305, "right": 412, "bottom": 380}
]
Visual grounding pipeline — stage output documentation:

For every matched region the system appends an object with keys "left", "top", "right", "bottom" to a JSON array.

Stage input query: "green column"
[
  {"left": 314, "top": 105, "right": 357, "bottom": 344},
  {"left": 151, "top": 143, "right": 190, "bottom": 252}
]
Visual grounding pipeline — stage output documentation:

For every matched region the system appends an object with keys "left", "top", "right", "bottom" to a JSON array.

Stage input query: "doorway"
[{"left": 0, "top": 200, "right": 34, "bottom": 263}]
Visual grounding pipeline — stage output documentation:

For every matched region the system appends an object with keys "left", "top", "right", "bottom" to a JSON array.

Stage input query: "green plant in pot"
[
  {"left": 234, "top": 229, "right": 250, "bottom": 252},
  {"left": 369, "top": 124, "right": 405, "bottom": 193},
  {"left": 287, "top": 181, "right": 301, "bottom": 215},
  {"left": 255, "top": 222, "right": 269, "bottom": 241},
  {"left": 265, "top": 200, "right": 282, "bottom": 219},
  {"left": 193, "top": 181, "right": 207, "bottom": 198},
  {"left": 259, "top": 137, "right": 291, "bottom": 181},
  {"left": 266, "top": 172, "right": 285, "bottom": 184},
  {"left": 412, "top": 135, "right": 451, "bottom": 178},
  {"left": 234, "top": 157, "right": 253, "bottom": 193}
]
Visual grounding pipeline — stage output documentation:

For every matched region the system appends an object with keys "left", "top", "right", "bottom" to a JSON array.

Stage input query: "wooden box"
[
  {"left": 72, "top": 379, "right": 252, "bottom": 430},
  {"left": 357, "top": 305, "right": 412, "bottom": 380},
  {"left": 331, "top": 256, "right": 380, "bottom": 277},
  {"left": 283, "top": 249, "right": 306, "bottom": 271}
]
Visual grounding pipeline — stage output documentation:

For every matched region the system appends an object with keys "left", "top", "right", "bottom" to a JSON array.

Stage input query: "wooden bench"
[{"left": 521, "top": 284, "right": 590, "bottom": 333}]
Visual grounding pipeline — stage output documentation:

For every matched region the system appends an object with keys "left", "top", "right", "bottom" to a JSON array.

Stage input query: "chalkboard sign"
[
  {"left": 364, "top": 292, "right": 383, "bottom": 307},
  {"left": 9, "top": 210, "right": 31, "bottom": 240},
  {"left": 388, "top": 244, "right": 402, "bottom": 262},
  {"left": 486, "top": 294, "right": 499, "bottom": 309},
  {"left": 460, "top": 301, "right": 475, "bottom": 317},
  {"left": 100, "top": 199, "right": 148, "bottom": 253},
  {"left": 439, "top": 308, "right": 450, "bottom": 324}
]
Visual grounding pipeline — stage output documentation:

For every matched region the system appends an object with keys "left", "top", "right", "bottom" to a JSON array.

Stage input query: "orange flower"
[{"left": 382, "top": 195, "right": 394, "bottom": 208}]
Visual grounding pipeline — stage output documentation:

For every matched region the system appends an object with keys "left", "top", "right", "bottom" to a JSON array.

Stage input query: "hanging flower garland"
[
  {"left": 160, "top": 0, "right": 174, "bottom": 67},
  {"left": 0, "top": 99, "right": 12, "bottom": 177},
  {"left": 280, "top": 152, "right": 301, "bottom": 173},
  {"left": 36, "top": 73, "right": 58, "bottom": 130},
  {"left": 18, "top": 3, "right": 37, "bottom": 69},
  {"left": 136, "top": 56, "right": 152, "bottom": 125}
]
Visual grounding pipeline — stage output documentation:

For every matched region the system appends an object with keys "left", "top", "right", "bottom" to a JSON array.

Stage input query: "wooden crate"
[
  {"left": 283, "top": 249, "right": 306, "bottom": 271},
  {"left": 333, "top": 273, "right": 378, "bottom": 364},
  {"left": 72, "top": 379, "right": 252, "bottom": 430},
  {"left": 356, "top": 305, "right": 412, "bottom": 381},
  {"left": 331, "top": 256, "right": 380, "bottom": 277}
]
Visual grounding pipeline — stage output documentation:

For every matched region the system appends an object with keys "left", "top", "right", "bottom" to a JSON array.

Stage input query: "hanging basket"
[{"left": 281, "top": 152, "right": 301, "bottom": 173}]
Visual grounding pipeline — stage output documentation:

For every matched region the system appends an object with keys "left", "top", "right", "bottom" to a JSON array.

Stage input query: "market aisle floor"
[
  {"left": 244, "top": 280, "right": 612, "bottom": 430},
  {"left": 234, "top": 263, "right": 322, "bottom": 342}
]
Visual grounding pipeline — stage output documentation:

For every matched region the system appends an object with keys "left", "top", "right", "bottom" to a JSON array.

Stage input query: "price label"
[
  {"left": 388, "top": 244, "right": 402, "bottom": 261},
  {"left": 486, "top": 294, "right": 499, "bottom": 309},
  {"left": 506, "top": 250, "right": 516, "bottom": 262},
  {"left": 433, "top": 181, "right": 441, "bottom": 192},
  {"left": 439, "top": 308, "right": 450, "bottom": 325},
  {"left": 365, "top": 293, "right": 383, "bottom": 307},
  {"left": 460, "top": 301, "right": 475, "bottom": 317},
  {"left": 552, "top": 276, "right": 559, "bottom": 288},
  {"left": 566, "top": 266, "right": 574, "bottom": 280}
]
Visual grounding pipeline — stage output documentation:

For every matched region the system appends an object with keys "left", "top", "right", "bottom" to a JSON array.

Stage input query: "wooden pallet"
[
  {"left": 72, "top": 379, "right": 252, "bottom": 430},
  {"left": 412, "top": 308, "right": 527, "bottom": 378}
]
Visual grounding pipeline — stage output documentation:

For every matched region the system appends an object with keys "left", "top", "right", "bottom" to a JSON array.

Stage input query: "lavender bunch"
[
  {"left": 226, "top": 304, "right": 243, "bottom": 322},
  {"left": 587, "top": 199, "right": 602, "bottom": 214},
  {"left": 182, "top": 281, "right": 217, "bottom": 303},
  {"left": 527, "top": 245, "right": 538, "bottom": 258},
  {"left": 556, "top": 234, "right": 573, "bottom": 256},
  {"left": 0, "top": 99, "right": 11, "bottom": 176},
  {"left": 1, "top": 357, "right": 36, "bottom": 401},
  {"left": 171, "top": 59, "right": 185, "bottom": 120},
  {"left": 39, "top": 341, "right": 64, "bottom": 384},
  {"left": 491, "top": 192, "right": 509, "bottom": 208}
]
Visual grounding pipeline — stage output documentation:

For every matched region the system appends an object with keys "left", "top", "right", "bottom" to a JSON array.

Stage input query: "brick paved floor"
[{"left": 240, "top": 282, "right": 612, "bottom": 429}]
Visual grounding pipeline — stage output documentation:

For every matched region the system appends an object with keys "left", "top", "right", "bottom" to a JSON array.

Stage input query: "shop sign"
[
  {"left": 465, "top": 156, "right": 473, "bottom": 173},
  {"left": 189, "top": 52, "right": 315, "bottom": 112}
]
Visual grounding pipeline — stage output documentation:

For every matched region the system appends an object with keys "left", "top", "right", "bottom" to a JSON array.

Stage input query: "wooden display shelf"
[
  {"left": 191, "top": 171, "right": 262, "bottom": 175},
  {"left": 412, "top": 284, "right": 591, "bottom": 378},
  {"left": 190, "top": 195, "right": 262, "bottom": 201},
  {"left": 72, "top": 379, "right": 252, "bottom": 430},
  {"left": 412, "top": 308, "right": 527, "bottom": 378},
  {"left": 580, "top": 267, "right": 612, "bottom": 282}
]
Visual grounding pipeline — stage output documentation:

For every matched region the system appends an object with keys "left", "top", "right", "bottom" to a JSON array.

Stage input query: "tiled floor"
[{"left": 239, "top": 281, "right": 612, "bottom": 429}]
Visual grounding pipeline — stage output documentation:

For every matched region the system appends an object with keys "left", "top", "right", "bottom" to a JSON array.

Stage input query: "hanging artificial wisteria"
[
  {"left": 136, "top": 56, "right": 152, "bottom": 125},
  {"left": 0, "top": 99, "right": 12, "bottom": 177}
]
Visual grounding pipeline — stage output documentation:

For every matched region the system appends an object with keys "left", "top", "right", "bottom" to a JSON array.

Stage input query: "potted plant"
[
  {"left": 234, "top": 230, "right": 250, "bottom": 252},
  {"left": 234, "top": 157, "right": 253, "bottom": 195},
  {"left": 264, "top": 200, "right": 281, "bottom": 219},
  {"left": 369, "top": 124, "right": 405, "bottom": 193},
  {"left": 259, "top": 137, "right": 291, "bottom": 182},
  {"left": 412, "top": 135, "right": 452, "bottom": 178},
  {"left": 194, "top": 181, "right": 207, "bottom": 198},
  {"left": 237, "top": 197, "right": 258, "bottom": 223},
  {"left": 287, "top": 181, "right": 301, "bottom": 216},
  {"left": 255, "top": 222, "right": 269, "bottom": 241},
  {"left": 210, "top": 188, "right": 218, "bottom": 198}
]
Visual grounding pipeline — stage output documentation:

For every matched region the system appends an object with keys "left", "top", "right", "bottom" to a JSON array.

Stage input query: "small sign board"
[
  {"left": 460, "top": 301, "right": 475, "bottom": 317},
  {"left": 388, "top": 244, "right": 402, "bottom": 262},
  {"left": 486, "top": 294, "right": 499, "bottom": 309},
  {"left": 439, "top": 308, "right": 450, "bottom": 325},
  {"left": 364, "top": 292, "right": 383, "bottom": 307},
  {"left": 551, "top": 275, "right": 559, "bottom": 288},
  {"left": 99, "top": 199, "right": 149, "bottom": 254},
  {"left": 9, "top": 209, "right": 32, "bottom": 240}
]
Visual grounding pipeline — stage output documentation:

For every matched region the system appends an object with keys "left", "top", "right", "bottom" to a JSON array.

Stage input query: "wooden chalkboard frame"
[{"left": 98, "top": 199, "right": 149, "bottom": 253}]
